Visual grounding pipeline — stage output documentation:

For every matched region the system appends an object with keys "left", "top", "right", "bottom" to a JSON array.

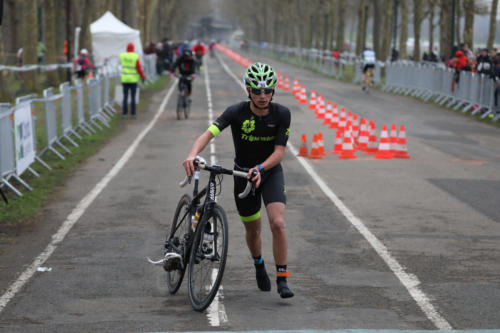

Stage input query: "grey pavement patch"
[{"left": 427, "top": 179, "right": 500, "bottom": 222}]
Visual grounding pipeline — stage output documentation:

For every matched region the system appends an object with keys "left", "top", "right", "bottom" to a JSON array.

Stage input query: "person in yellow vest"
[{"left": 120, "top": 42, "right": 146, "bottom": 119}]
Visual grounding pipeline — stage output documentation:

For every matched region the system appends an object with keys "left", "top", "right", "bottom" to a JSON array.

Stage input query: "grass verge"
[{"left": 0, "top": 75, "right": 169, "bottom": 226}]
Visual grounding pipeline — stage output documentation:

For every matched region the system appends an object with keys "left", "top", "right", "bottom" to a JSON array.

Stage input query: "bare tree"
[
  {"left": 428, "top": 0, "right": 436, "bottom": 55},
  {"left": 413, "top": 0, "right": 423, "bottom": 61},
  {"left": 487, "top": 0, "right": 498, "bottom": 50},
  {"left": 336, "top": 0, "right": 346, "bottom": 52},
  {"left": 381, "top": 0, "right": 393, "bottom": 61},
  {"left": 43, "top": 0, "right": 59, "bottom": 86},
  {"left": 399, "top": 0, "right": 409, "bottom": 59},
  {"left": 22, "top": 0, "right": 39, "bottom": 91},
  {"left": 439, "top": 0, "right": 452, "bottom": 60},
  {"left": 372, "top": 0, "right": 382, "bottom": 55},
  {"left": 355, "top": 0, "right": 366, "bottom": 55},
  {"left": 0, "top": 27, "right": 11, "bottom": 100},
  {"left": 79, "top": 0, "right": 93, "bottom": 53},
  {"left": 462, "top": 0, "right": 474, "bottom": 49}
]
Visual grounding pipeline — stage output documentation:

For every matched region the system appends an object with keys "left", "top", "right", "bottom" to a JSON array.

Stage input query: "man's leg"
[
  {"left": 242, "top": 217, "right": 271, "bottom": 292},
  {"left": 130, "top": 83, "right": 137, "bottom": 117},
  {"left": 122, "top": 83, "right": 129, "bottom": 116},
  {"left": 266, "top": 202, "right": 294, "bottom": 298}
]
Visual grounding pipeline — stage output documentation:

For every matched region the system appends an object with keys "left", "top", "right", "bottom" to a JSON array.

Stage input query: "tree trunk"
[
  {"left": 5, "top": 0, "right": 19, "bottom": 62},
  {"left": 328, "top": 0, "right": 336, "bottom": 50},
  {"left": 463, "top": 0, "right": 474, "bottom": 49},
  {"left": 439, "top": 0, "right": 452, "bottom": 60},
  {"left": 0, "top": 27, "right": 11, "bottom": 100},
  {"left": 43, "top": 0, "right": 59, "bottom": 86},
  {"left": 487, "top": 0, "right": 498, "bottom": 50},
  {"left": 22, "top": 0, "right": 39, "bottom": 91},
  {"left": 399, "top": 0, "right": 409, "bottom": 59},
  {"left": 372, "top": 0, "right": 382, "bottom": 55},
  {"left": 335, "top": 0, "right": 346, "bottom": 52},
  {"left": 80, "top": 0, "right": 93, "bottom": 53},
  {"left": 381, "top": 0, "right": 393, "bottom": 61},
  {"left": 428, "top": 0, "right": 435, "bottom": 55},
  {"left": 455, "top": 0, "right": 461, "bottom": 45},
  {"left": 413, "top": 0, "right": 423, "bottom": 61},
  {"left": 355, "top": 0, "right": 366, "bottom": 55}
]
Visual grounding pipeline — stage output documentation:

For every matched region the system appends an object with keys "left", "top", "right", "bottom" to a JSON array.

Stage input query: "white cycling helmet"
[{"left": 80, "top": 49, "right": 88, "bottom": 55}]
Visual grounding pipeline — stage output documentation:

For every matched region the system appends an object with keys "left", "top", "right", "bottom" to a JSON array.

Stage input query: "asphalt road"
[{"left": 0, "top": 48, "right": 499, "bottom": 333}]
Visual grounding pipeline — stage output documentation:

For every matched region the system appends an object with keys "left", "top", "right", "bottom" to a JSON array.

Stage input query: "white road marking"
[
  {"left": 204, "top": 55, "right": 228, "bottom": 326},
  {"left": 218, "top": 55, "right": 453, "bottom": 331},
  {"left": 0, "top": 81, "right": 177, "bottom": 314}
]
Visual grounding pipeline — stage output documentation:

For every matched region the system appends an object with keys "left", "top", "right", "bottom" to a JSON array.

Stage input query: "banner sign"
[{"left": 14, "top": 102, "right": 35, "bottom": 175}]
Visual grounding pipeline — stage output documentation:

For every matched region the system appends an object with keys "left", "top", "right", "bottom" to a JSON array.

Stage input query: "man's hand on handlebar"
[
  {"left": 248, "top": 167, "right": 261, "bottom": 188},
  {"left": 182, "top": 155, "right": 197, "bottom": 177}
]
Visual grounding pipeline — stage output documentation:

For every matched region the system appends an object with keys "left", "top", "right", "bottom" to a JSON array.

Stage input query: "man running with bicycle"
[
  {"left": 182, "top": 62, "right": 294, "bottom": 298},
  {"left": 361, "top": 47, "right": 376, "bottom": 91}
]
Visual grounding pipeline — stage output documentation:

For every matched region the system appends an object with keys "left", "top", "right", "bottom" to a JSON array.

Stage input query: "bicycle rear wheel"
[
  {"left": 188, "top": 204, "right": 228, "bottom": 312},
  {"left": 184, "top": 99, "right": 191, "bottom": 119},
  {"left": 166, "top": 194, "right": 192, "bottom": 294},
  {"left": 176, "top": 94, "right": 183, "bottom": 120}
]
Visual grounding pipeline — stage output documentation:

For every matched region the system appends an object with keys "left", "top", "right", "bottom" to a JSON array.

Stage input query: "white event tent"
[{"left": 90, "top": 11, "right": 143, "bottom": 66}]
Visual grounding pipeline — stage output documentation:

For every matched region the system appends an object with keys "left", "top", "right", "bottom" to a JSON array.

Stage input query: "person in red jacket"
[{"left": 192, "top": 41, "right": 207, "bottom": 72}]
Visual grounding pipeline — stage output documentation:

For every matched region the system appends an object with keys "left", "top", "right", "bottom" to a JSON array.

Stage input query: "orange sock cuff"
[{"left": 276, "top": 271, "right": 291, "bottom": 278}]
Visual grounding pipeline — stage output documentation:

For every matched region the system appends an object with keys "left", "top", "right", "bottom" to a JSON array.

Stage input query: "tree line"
[{"left": 222, "top": 0, "right": 498, "bottom": 62}]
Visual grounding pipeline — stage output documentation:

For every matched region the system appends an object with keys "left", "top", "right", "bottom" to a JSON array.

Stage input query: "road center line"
[
  {"left": 204, "top": 55, "right": 228, "bottom": 326},
  {"left": 218, "top": 55, "right": 452, "bottom": 331},
  {"left": 0, "top": 81, "right": 177, "bottom": 314}
]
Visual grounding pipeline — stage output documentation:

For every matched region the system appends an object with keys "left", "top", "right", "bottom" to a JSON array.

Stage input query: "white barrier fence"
[
  {"left": 0, "top": 54, "right": 159, "bottom": 198},
  {"left": 383, "top": 61, "right": 500, "bottom": 122}
]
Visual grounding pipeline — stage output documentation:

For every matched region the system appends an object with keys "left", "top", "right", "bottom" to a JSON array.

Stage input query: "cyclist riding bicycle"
[
  {"left": 182, "top": 62, "right": 294, "bottom": 299},
  {"left": 361, "top": 47, "right": 376, "bottom": 91},
  {"left": 171, "top": 49, "right": 196, "bottom": 101},
  {"left": 192, "top": 41, "right": 207, "bottom": 72}
]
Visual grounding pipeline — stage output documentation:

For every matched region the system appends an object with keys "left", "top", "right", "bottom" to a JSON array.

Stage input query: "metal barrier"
[
  {"left": 384, "top": 61, "right": 499, "bottom": 121},
  {"left": 0, "top": 59, "right": 154, "bottom": 200}
]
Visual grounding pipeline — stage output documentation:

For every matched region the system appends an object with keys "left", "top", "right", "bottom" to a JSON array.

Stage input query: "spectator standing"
[
  {"left": 73, "top": 49, "right": 94, "bottom": 80},
  {"left": 476, "top": 48, "right": 492, "bottom": 75},
  {"left": 120, "top": 42, "right": 146, "bottom": 119}
]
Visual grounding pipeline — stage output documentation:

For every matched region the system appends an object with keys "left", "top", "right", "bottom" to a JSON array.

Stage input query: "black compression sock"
[
  {"left": 254, "top": 257, "right": 271, "bottom": 291},
  {"left": 276, "top": 265, "right": 294, "bottom": 298}
]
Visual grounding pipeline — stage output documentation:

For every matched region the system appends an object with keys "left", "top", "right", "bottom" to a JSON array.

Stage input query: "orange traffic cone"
[
  {"left": 297, "top": 133, "right": 309, "bottom": 157},
  {"left": 283, "top": 76, "right": 290, "bottom": 91},
  {"left": 299, "top": 85, "right": 308, "bottom": 104},
  {"left": 323, "top": 101, "right": 333, "bottom": 125},
  {"left": 357, "top": 117, "right": 369, "bottom": 151},
  {"left": 337, "top": 107, "right": 347, "bottom": 132},
  {"left": 308, "top": 90, "right": 317, "bottom": 110},
  {"left": 375, "top": 125, "right": 393, "bottom": 159},
  {"left": 366, "top": 120, "right": 378, "bottom": 154},
  {"left": 389, "top": 123, "right": 398, "bottom": 154},
  {"left": 352, "top": 114, "right": 360, "bottom": 141},
  {"left": 292, "top": 79, "right": 301, "bottom": 97},
  {"left": 277, "top": 73, "right": 283, "bottom": 89},
  {"left": 338, "top": 125, "right": 357, "bottom": 159},
  {"left": 347, "top": 109, "right": 353, "bottom": 124},
  {"left": 318, "top": 132, "right": 327, "bottom": 156},
  {"left": 309, "top": 134, "right": 323, "bottom": 159},
  {"left": 329, "top": 104, "right": 339, "bottom": 129},
  {"left": 330, "top": 129, "right": 344, "bottom": 154},
  {"left": 394, "top": 125, "right": 411, "bottom": 158},
  {"left": 316, "top": 97, "right": 326, "bottom": 119}
]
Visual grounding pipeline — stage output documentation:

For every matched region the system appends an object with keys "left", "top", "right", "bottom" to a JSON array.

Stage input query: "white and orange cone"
[
  {"left": 357, "top": 117, "right": 369, "bottom": 151},
  {"left": 375, "top": 125, "right": 393, "bottom": 159},
  {"left": 338, "top": 124, "right": 357, "bottom": 159},
  {"left": 394, "top": 125, "right": 411, "bottom": 158},
  {"left": 308, "top": 90, "right": 317, "bottom": 110}
]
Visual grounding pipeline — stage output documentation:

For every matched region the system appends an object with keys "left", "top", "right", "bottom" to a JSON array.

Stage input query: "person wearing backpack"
[{"left": 73, "top": 49, "right": 94, "bottom": 80}]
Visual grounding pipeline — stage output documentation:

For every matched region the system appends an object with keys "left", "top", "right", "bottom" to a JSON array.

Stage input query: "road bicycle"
[
  {"left": 176, "top": 75, "right": 193, "bottom": 120},
  {"left": 151, "top": 156, "right": 256, "bottom": 311}
]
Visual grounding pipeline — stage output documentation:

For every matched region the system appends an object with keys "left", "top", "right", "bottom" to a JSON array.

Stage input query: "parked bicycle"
[
  {"left": 176, "top": 75, "right": 194, "bottom": 120},
  {"left": 149, "top": 156, "right": 256, "bottom": 311}
]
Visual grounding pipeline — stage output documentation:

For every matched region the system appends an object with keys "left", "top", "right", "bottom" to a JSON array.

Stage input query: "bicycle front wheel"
[
  {"left": 188, "top": 204, "right": 228, "bottom": 312},
  {"left": 184, "top": 99, "right": 191, "bottom": 119},
  {"left": 176, "top": 95, "right": 183, "bottom": 120},
  {"left": 166, "top": 194, "right": 191, "bottom": 294}
]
